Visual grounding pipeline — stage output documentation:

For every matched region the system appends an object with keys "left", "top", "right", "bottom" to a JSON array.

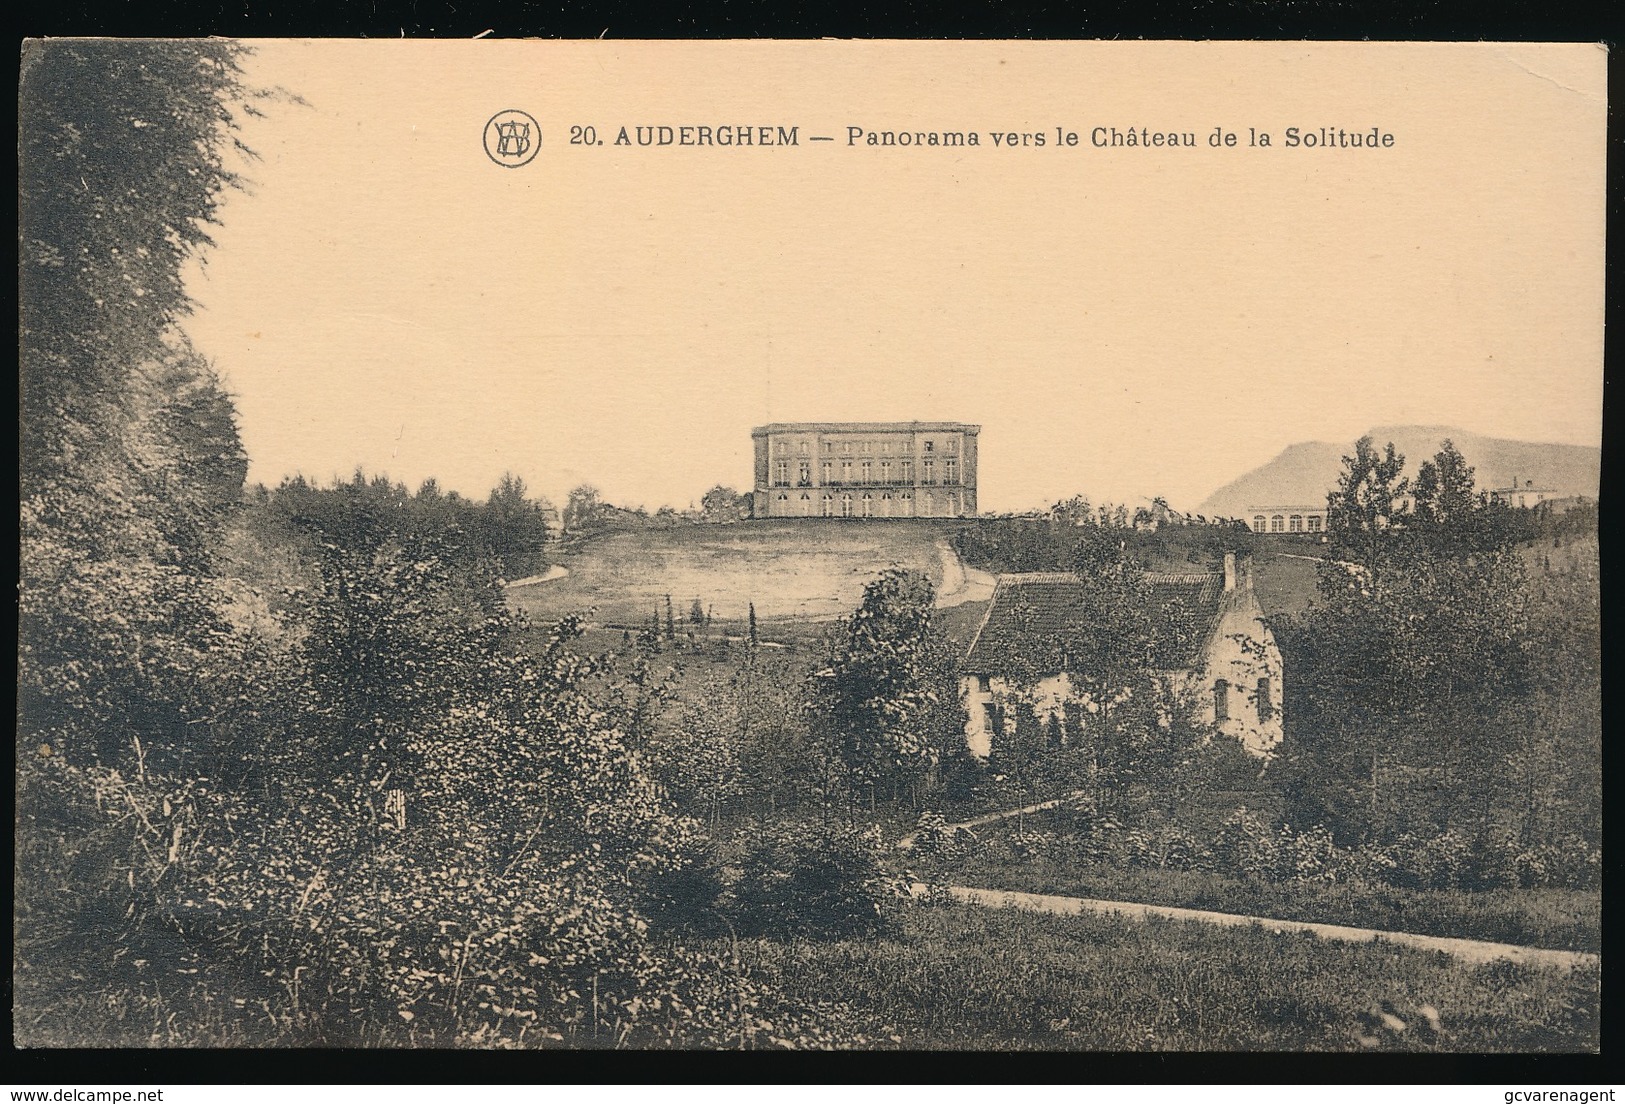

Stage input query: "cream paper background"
[{"left": 181, "top": 41, "right": 1606, "bottom": 513}]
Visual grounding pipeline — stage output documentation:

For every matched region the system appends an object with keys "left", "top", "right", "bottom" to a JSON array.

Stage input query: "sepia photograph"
[{"left": 15, "top": 38, "right": 1605, "bottom": 1055}]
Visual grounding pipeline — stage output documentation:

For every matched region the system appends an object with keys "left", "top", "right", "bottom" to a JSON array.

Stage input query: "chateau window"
[
  {"left": 798, "top": 440, "right": 809, "bottom": 455},
  {"left": 880, "top": 491, "right": 892, "bottom": 516},
  {"left": 861, "top": 493, "right": 873, "bottom": 517},
  {"left": 823, "top": 441, "right": 833, "bottom": 454},
  {"left": 860, "top": 441, "right": 872, "bottom": 453},
  {"left": 947, "top": 494, "right": 958, "bottom": 516},
  {"left": 860, "top": 459, "right": 872, "bottom": 483},
  {"left": 1257, "top": 678, "right": 1273, "bottom": 722},
  {"left": 881, "top": 441, "right": 892, "bottom": 454},
  {"left": 923, "top": 440, "right": 935, "bottom": 453},
  {"left": 841, "top": 441, "right": 852, "bottom": 454},
  {"left": 776, "top": 493, "right": 789, "bottom": 511},
  {"left": 840, "top": 459, "right": 852, "bottom": 483},
  {"left": 1253, "top": 516, "right": 1266, "bottom": 533},
  {"left": 945, "top": 458, "right": 958, "bottom": 485},
  {"left": 1214, "top": 679, "right": 1230, "bottom": 722},
  {"left": 901, "top": 459, "right": 914, "bottom": 482},
  {"left": 1289, "top": 515, "right": 1303, "bottom": 532},
  {"left": 821, "top": 493, "right": 833, "bottom": 517},
  {"left": 1270, "top": 515, "right": 1285, "bottom": 533},
  {"left": 821, "top": 461, "right": 832, "bottom": 483},
  {"left": 800, "top": 493, "right": 811, "bottom": 516},
  {"left": 946, "top": 437, "right": 958, "bottom": 453},
  {"left": 840, "top": 493, "right": 853, "bottom": 518},
  {"left": 923, "top": 459, "right": 936, "bottom": 485},
  {"left": 773, "top": 461, "right": 789, "bottom": 487},
  {"left": 880, "top": 459, "right": 893, "bottom": 481},
  {"left": 797, "top": 461, "right": 811, "bottom": 486},
  {"left": 1307, "top": 515, "right": 1322, "bottom": 533}
]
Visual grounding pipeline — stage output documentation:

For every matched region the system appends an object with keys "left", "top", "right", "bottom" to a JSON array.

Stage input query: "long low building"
[
  {"left": 751, "top": 421, "right": 979, "bottom": 518},
  {"left": 1247, "top": 505, "right": 1328, "bottom": 534}
]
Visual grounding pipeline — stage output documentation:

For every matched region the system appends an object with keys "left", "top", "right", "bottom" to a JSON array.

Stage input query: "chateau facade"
[{"left": 751, "top": 421, "right": 980, "bottom": 519}]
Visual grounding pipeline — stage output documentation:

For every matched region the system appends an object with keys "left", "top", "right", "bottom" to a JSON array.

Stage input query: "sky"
[{"left": 180, "top": 41, "right": 1607, "bottom": 514}]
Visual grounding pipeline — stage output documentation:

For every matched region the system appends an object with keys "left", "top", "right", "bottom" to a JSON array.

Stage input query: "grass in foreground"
[
  {"left": 914, "top": 814, "right": 1601, "bottom": 953},
  {"left": 723, "top": 901, "right": 1599, "bottom": 1051}
]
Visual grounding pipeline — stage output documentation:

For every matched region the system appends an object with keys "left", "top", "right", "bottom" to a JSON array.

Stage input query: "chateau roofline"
[{"left": 752, "top": 421, "right": 980, "bottom": 436}]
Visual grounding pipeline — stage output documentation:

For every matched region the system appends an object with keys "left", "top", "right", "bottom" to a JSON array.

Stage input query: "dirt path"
[
  {"left": 503, "top": 564, "right": 569, "bottom": 588},
  {"left": 933, "top": 539, "right": 996, "bottom": 608},
  {"left": 909, "top": 883, "right": 1598, "bottom": 971}
]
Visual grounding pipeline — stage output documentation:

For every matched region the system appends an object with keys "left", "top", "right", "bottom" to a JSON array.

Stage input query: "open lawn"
[
  {"left": 722, "top": 901, "right": 1599, "bottom": 1051},
  {"left": 509, "top": 520, "right": 985, "bottom": 627}
]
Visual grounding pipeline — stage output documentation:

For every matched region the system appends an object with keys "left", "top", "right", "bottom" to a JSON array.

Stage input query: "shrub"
[{"left": 728, "top": 822, "right": 902, "bottom": 940}]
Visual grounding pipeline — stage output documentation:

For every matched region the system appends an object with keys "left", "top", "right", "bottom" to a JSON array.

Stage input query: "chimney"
[{"left": 1223, "top": 552, "right": 1237, "bottom": 592}]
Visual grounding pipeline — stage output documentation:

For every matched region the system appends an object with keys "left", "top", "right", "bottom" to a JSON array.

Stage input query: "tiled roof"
[{"left": 962, "top": 571, "right": 1227, "bottom": 677}]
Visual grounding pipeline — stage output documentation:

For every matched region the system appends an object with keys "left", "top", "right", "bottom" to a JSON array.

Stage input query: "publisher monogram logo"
[{"left": 483, "top": 110, "right": 541, "bottom": 167}]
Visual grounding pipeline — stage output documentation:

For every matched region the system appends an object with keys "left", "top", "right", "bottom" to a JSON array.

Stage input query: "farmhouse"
[
  {"left": 1487, "top": 479, "right": 1558, "bottom": 509},
  {"left": 958, "top": 553, "right": 1283, "bottom": 758},
  {"left": 751, "top": 421, "right": 979, "bottom": 519}
]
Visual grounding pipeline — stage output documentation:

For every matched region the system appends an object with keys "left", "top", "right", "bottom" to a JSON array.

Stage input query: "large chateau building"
[{"left": 751, "top": 421, "right": 980, "bottom": 519}]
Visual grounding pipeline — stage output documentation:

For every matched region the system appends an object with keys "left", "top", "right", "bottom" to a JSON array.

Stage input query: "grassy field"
[
  {"left": 722, "top": 901, "right": 1599, "bottom": 1051},
  {"left": 509, "top": 519, "right": 975, "bottom": 627}
]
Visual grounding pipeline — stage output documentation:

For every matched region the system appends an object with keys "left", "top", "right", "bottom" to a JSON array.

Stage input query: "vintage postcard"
[{"left": 16, "top": 40, "right": 1604, "bottom": 1054}]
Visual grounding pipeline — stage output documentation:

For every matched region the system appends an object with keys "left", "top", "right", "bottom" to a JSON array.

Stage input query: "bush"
[{"left": 728, "top": 822, "right": 902, "bottom": 940}]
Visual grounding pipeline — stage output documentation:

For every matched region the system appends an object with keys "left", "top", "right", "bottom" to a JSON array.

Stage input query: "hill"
[
  {"left": 507, "top": 518, "right": 993, "bottom": 628},
  {"left": 1198, "top": 426, "right": 1600, "bottom": 520}
]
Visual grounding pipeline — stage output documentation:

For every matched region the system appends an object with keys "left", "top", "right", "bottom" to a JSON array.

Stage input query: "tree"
[
  {"left": 563, "top": 483, "right": 603, "bottom": 535},
  {"left": 806, "top": 569, "right": 940, "bottom": 815},
  {"left": 699, "top": 485, "right": 748, "bottom": 523},
  {"left": 19, "top": 41, "right": 273, "bottom": 771},
  {"left": 1326, "top": 436, "right": 1411, "bottom": 578},
  {"left": 1280, "top": 439, "right": 1537, "bottom": 844},
  {"left": 481, "top": 472, "right": 553, "bottom": 578}
]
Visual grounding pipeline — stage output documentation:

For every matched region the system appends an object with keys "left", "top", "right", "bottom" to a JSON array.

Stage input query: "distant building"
[
  {"left": 958, "top": 553, "right": 1283, "bottom": 758},
  {"left": 750, "top": 421, "right": 979, "bottom": 519},
  {"left": 1488, "top": 479, "right": 1559, "bottom": 509},
  {"left": 1247, "top": 505, "right": 1328, "bottom": 535}
]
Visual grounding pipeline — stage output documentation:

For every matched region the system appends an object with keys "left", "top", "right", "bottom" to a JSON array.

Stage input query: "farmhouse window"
[
  {"left": 1270, "top": 515, "right": 1284, "bottom": 533},
  {"left": 1289, "top": 514, "right": 1303, "bottom": 532},
  {"left": 1253, "top": 516, "right": 1266, "bottom": 533},
  {"left": 1307, "top": 515, "right": 1322, "bottom": 532}
]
